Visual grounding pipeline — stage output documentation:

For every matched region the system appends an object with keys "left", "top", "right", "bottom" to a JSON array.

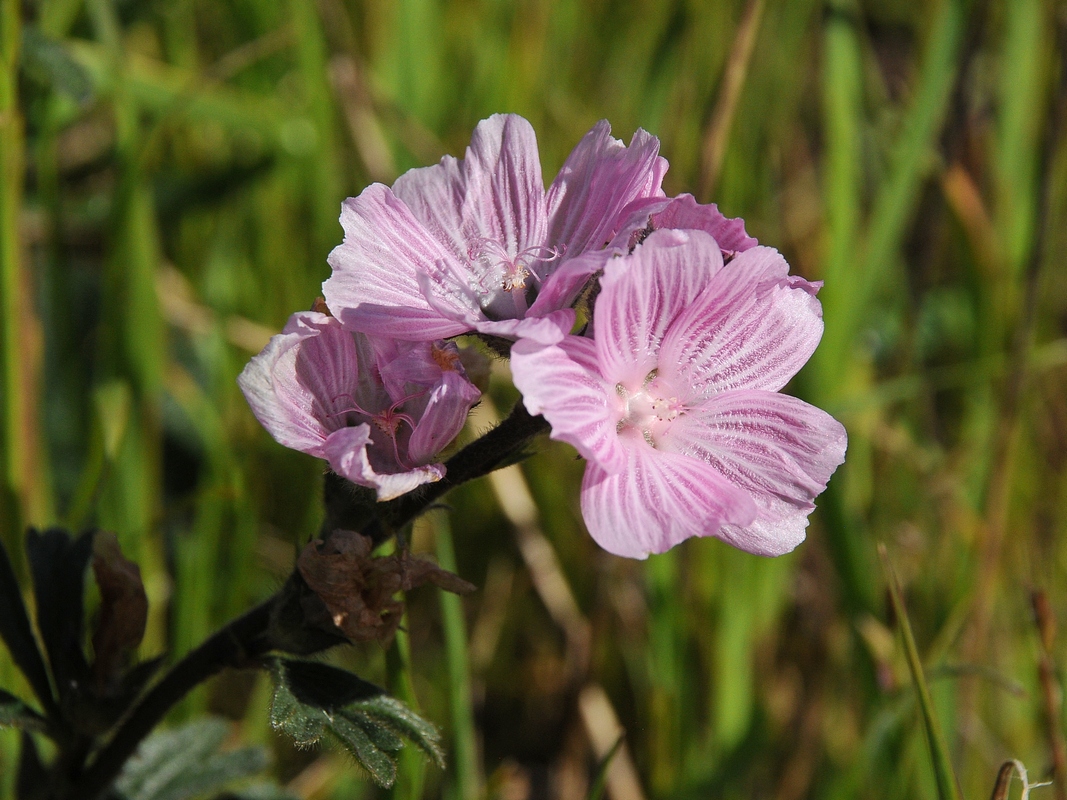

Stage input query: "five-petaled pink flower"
[
  {"left": 511, "top": 229, "right": 847, "bottom": 559},
  {"left": 323, "top": 113, "right": 728, "bottom": 343},
  {"left": 238, "top": 311, "right": 481, "bottom": 501}
]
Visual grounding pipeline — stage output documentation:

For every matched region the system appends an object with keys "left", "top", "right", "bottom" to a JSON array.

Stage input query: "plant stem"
[{"left": 68, "top": 596, "right": 277, "bottom": 800}]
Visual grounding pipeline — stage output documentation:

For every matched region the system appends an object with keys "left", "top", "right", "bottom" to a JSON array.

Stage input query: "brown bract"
[
  {"left": 91, "top": 531, "right": 148, "bottom": 691},
  {"left": 297, "top": 530, "right": 475, "bottom": 644}
]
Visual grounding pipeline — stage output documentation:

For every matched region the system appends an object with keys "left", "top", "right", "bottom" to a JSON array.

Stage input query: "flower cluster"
[{"left": 241, "top": 113, "right": 846, "bottom": 558}]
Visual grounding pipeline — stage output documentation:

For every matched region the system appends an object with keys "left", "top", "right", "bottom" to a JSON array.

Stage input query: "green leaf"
[
  {"left": 267, "top": 659, "right": 445, "bottom": 787},
  {"left": 355, "top": 695, "right": 445, "bottom": 770},
  {"left": 879, "top": 545, "right": 963, "bottom": 800},
  {"left": 268, "top": 665, "right": 328, "bottom": 746},
  {"left": 587, "top": 735, "right": 625, "bottom": 800},
  {"left": 116, "top": 718, "right": 275, "bottom": 800},
  {"left": 327, "top": 714, "right": 397, "bottom": 787},
  {"left": 0, "top": 689, "right": 48, "bottom": 734}
]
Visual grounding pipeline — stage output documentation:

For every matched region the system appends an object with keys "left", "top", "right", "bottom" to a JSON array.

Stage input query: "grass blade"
[{"left": 879, "top": 544, "right": 962, "bottom": 800}]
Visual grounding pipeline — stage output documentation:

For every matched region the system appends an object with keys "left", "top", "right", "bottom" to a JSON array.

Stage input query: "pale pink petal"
[
  {"left": 408, "top": 371, "right": 481, "bottom": 465},
  {"left": 459, "top": 114, "right": 548, "bottom": 256},
  {"left": 526, "top": 250, "right": 612, "bottom": 320},
  {"left": 545, "top": 121, "right": 667, "bottom": 256},
  {"left": 323, "top": 426, "right": 445, "bottom": 501},
  {"left": 579, "top": 439, "right": 757, "bottom": 559},
  {"left": 659, "top": 246, "right": 823, "bottom": 397},
  {"left": 323, "top": 187, "right": 469, "bottom": 339},
  {"left": 237, "top": 311, "right": 357, "bottom": 455},
  {"left": 662, "top": 390, "right": 846, "bottom": 555},
  {"left": 596, "top": 229, "right": 724, "bottom": 386},
  {"left": 391, "top": 147, "right": 467, "bottom": 265},
  {"left": 612, "top": 194, "right": 757, "bottom": 254},
  {"left": 511, "top": 336, "right": 625, "bottom": 472},
  {"left": 475, "top": 308, "right": 576, "bottom": 343}
]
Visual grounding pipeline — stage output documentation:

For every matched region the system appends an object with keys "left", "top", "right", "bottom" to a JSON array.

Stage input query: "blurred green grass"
[{"left": 1, "top": 0, "right": 1066, "bottom": 798}]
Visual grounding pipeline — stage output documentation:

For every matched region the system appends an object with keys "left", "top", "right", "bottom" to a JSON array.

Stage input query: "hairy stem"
[{"left": 68, "top": 597, "right": 276, "bottom": 800}]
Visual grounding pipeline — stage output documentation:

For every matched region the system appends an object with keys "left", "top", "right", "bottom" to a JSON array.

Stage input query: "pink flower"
[
  {"left": 511, "top": 229, "right": 846, "bottom": 559},
  {"left": 238, "top": 312, "right": 481, "bottom": 501},
  {"left": 322, "top": 114, "right": 669, "bottom": 342}
]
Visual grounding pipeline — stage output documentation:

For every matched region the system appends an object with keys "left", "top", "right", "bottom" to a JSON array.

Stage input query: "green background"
[{"left": 1, "top": 0, "right": 1066, "bottom": 797}]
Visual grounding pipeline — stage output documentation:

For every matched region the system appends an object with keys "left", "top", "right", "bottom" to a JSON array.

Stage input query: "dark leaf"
[
  {"left": 213, "top": 785, "right": 299, "bottom": 800},
  {"left": 0, "top": 536, "right": 56, "bottom": 716},
  {"left": 0, "top": 688, "right": 49, "bottom": 734},
  {"left": 278, "top": 659, "right": 384, "bottom": 710},
  {"left": 26, "top": 528, "right": 94, "bottom": 710},
  {"left": 353, "top": 695, "right": 446, "bottom": 769},
  {"left": 17, "top": 731, "right": 49, "bottom": 800},
  {"left": 116, "top": 718, "right": 272, "bottom": 800},
  {"left": 327, "top": 714, "right": 396, "bottom": 786},
  {"left": 266, "top": 658, "right": 444, "bottom": 787}
]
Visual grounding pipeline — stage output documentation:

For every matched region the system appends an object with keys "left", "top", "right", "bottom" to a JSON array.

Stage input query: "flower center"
[
  {"left": 614, "top": 370, "right": 686, "bottom": 448},
  {"left": 466, "top": 238, "right": 563, "bottom": 318}
]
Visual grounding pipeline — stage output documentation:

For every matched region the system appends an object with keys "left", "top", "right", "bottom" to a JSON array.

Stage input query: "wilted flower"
[
  {"left": 511, "top": 229, "right": 847, "bottom": 559},
  {"left": 322, "top": 113, "right": 671, "bottom": 342},
  {"left": 239, "top": 311, "right": 480, "bottom": 501}
]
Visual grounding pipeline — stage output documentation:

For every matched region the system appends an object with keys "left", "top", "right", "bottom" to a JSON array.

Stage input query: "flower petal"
[
  {"left": 323, "top": 187, "right": 470, "bottom": 339},
  {"left": 663, "top": 390, "right": 847, "bottom": 555},
  {"left": 612, "top": 193, "right": 757, "bottom": 254},
  {"left": 579, "top": 440, "right": 757, "bottom": 559},
  {"left": 526, "top": 249, "right": 611, "bottom": 321},
  {"left": 323, "top": 426, "right": 446, "bottom": 501},
  {"left": 237, "top": 311, "right": 359, "bottom": 455},
  {"left": 395, "top": 113, "right": 548, "bottom": 274},
  {"left": 659, "top": 245, "right": 823, "bottom": 397},
  {"left": 545, "top": 121, "right": 667, "bottom": 257},
  {"left": 408, "top": 370, "right": 482, "bottom": 465},
  {"left": 596, "top": 229, "right": 724, "bottom": 386},
  {"left": 511, "top": 335, "right": 625, "bottom": 472}
]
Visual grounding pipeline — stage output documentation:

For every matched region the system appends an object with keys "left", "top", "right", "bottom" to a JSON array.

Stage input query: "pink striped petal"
[
  {"left": 662, "top": 390, "right": 846, "bottom": 555},
  {"left": 237, "top": 311, "right": 359, "bottom": 455},
  {"left": 323, "top": 187, "right": 469, "bottom": 339},
  {"left": 579, "top": 440, "right": 757, "bottom": 559},
  {"left": 546, "top": 121, "right": 667, "bottom": 256},
  {"left": 659, "top": 246, "right": 823, "bottom": 398},
  {"left": 511, "top": 335, "right": 624, "bottom": 472},
  {"left": 596, "top": 229, "right": 724, "bottom": 387},
  {"left": 394, "top": 114, "right": 548, "bottom": 284},
  {"left": 323, "top": 426, "right": 445, "bottom": 501},
  {"left": 408, "top": 371, "right": 482, "bottom": 465}
]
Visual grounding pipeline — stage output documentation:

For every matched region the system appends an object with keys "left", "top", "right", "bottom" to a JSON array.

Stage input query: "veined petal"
[
  {"left": 612, "top": 194, "right": 757, "bottom": 254},
  {"left": 663, "top": 390, "right": 846, "bottom": 555},
  {"left": 526, "top": 250, "right": 611, "bottom": 321},
  {"left": 237, "top": 311, "right": 359, "bottom": 455},
  {"left": 324, "top": 186, "right": 469, "bottom": 339},
  {"left": 596, "top": 229, "right": 724, "bottom": 386},
  {"left": 475, "top": 308, "right": 576, "bottom": 343},
  {"left": 659, "top": 245, "right": 823, "bottom": 397},
  {"left": 546, "top": 121, "right": 667, "bottom": 257},
  {"left": 511, "top": 335, "right": 625, "bottom": 472},
  {"left": 408, "top": 371, "right": 482, "bottom": 465},
  {"left": 579, "top": 441, "right": 757, "bottom": 559},
  {"left": 323, "top": 426, "right": 445, "bottom": 501},
  {"left": 459, "top": 114, "right": 548, "bottom": 257},
  {"left": 396, "top": 114, "right": 548, "bottom": 274}
]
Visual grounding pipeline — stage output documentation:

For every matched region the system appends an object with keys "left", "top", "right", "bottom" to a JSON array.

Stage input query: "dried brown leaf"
[
  {"left": 298, "top": 530, "right": 474, "bottom": 645},
  {"left": 91, "top": 531, "right": 148, "bottom": 690}
]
